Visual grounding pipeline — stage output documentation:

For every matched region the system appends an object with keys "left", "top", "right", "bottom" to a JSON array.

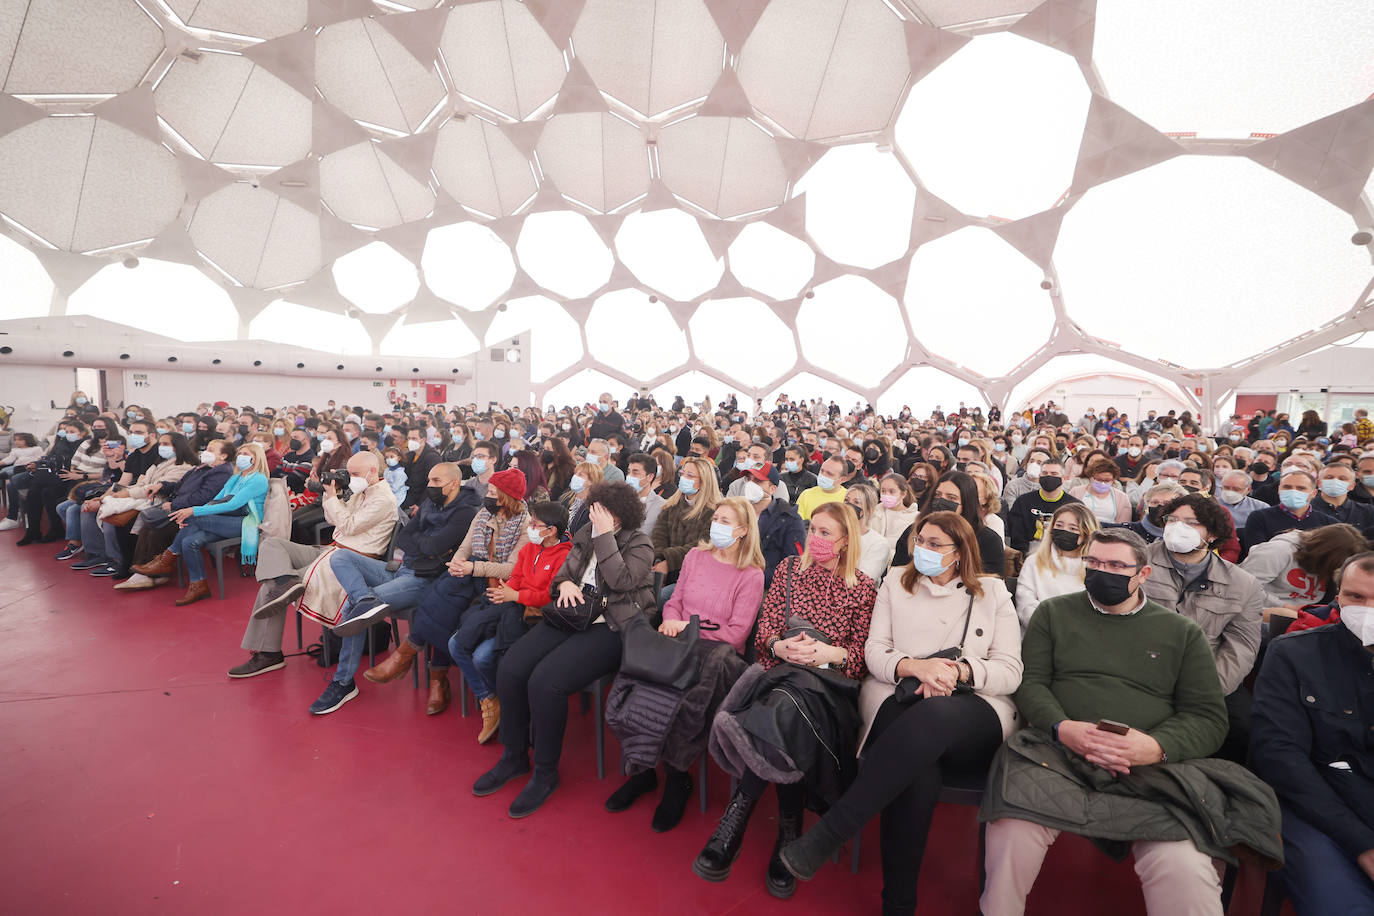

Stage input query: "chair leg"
[
  {"left": 977, "top": 820, "right": 988, "bottom": 893},
  {"left": 1259, "top": 871, "right": 1285, "bottom": 916},
  {"left": 295, "top": 611, "right": 303, "bottom": 652},
  {"left": 214, "top": 550, "right": 225, "bottom": 600},
  {"left": 458, "top": 670, "right": 469, "bottom": 718},
  {"left": 176, "top": 558, "right": 185, "bottom": 588},
  {"left": 698, "top": 753, "right": 708, "bottom": 814},
  {"left": 367, "top": 626, "right": 376, "bottom": 670},
  {"left": 1220, "top": 862, "right": 1238, "bottom": 913},
  {"left": 321, "top": 626, "right": 332, "bottom": 667},
  {"left": 593, "top": 680, "right": 605, "bottom": 780},
  {"left": 850, "top": 829, "right": 861, "bottom": 874}
]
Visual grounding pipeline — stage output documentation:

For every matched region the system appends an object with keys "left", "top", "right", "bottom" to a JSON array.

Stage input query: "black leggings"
[
  {"left": 820, "top": 693, "right": 1002, "bottom": 915},
  {"left": 496, "top": 621, "right": 622, "bottom": 771},
  {"left": 24, "top": 476, "right": 74, "bottom": 534}
]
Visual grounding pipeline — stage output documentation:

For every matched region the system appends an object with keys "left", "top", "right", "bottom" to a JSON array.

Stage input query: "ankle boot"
[
  {"left": 174, "top": 580, "right": 211, "bottom": 606},
  {"left": 766, "top": 795, "right": 806, "bottom": 899},
  {"left": 363, "top": 640, "right": 417, "bottom": 684},
  {"left": 426, "top": 668, "right": 451, "bottom": 716},
  {"left": 605, "top": 768, "right": 658, "bottom": 813},
  {"left": 692, "top": 786, "right": 759, "bottom": 882},
  {"left": 778, "top": 819, "right": 846, "bottom": 883},
  {"left": 134, "top": 549, "right": 177, "bottom": 577},
  {"left": 651, "top": 767, "right": 694, "bottom": 832},
  {"left": 477, "top": 696, "right": 501, "bottom": 744},
  {"left": 508, "top": 766, "right": 560, "bottom": 819}
]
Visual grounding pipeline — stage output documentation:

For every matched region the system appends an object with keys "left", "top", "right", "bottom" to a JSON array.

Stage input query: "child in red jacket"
[{"left": 450, "top": 501, "right": 572, "bottom": 744}]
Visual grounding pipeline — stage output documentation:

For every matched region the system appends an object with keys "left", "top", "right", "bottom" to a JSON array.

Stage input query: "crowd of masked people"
[{"left": 4, "top": 388, "right": 1374, "bottom": 916}]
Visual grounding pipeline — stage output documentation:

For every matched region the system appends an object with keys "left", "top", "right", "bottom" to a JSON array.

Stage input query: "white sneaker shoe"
[
  {"left": 0, "top": 519, "right": 21, "bottom": 531},
  {"left": 114, "top": 573, "right": 154, "bottom": 590}
]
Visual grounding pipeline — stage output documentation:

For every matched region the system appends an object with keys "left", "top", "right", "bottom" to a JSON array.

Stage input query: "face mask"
[
  {"left": 561, "top": 423, "right": 571, "bottom": 432},
  {"left": 955, "top": 461, "right": 968, "bottom": 473},
  {"left": 1218, "top": 488, "right": 1245, "bottom": 505},
  {"left": 569, "top": 474, "right": 586, "bottom": 494},
  {"left": 1039, "top": 475, "right": 1062, "bottom": 492},
  {"left": 428, "top": 435, "right": 442, "bottom": 448},
  {"left": 473, "top": 431, "right": 484, "bottom": 441},
  {"left": 808, "top": 535, "right": 838, "bottom": 564},
  {"left": 526, "top": 525, "right": 546, "bottom": 543},
  {"left": 1084, "top": 567, "right": 1135, "bottom": 606},
  {"left": 155, "top": 427, "right": 168, "bottom": 437},
  {"left": 1340, "top": 605, "right": 1374, "bottom": 646},
  {"left": 1145, "top": 504, "right": 1166, "bottom": 528},
  {"left": 910, "top": 478, "right": 927, "bottom": 494},
  {"left": 425, "top": 485, "right": 447, "bottom": 505},
  {"left": 181, "top": 422, "right": 194, "bottom": 435},
  {"left": 471, "top": 457, "right": 488, "bottom": 475},
  {"left": 1127, "top": 446, "right": 1141, "bottom": 458},
  {"left": 1147, "top": 438, "right": 1159, "bottom": 448},
  {"left": 1363, "top": 475, "right": 1374, "bottom": 489},
  {"left": 957, "top": 438, "right": 970, "bottom": 448},
  {"left": 199, "top": 450, "right": 216, "bottom": 464},
  {"left": 817, "top": 474, "right": 835, "bottom": 490},
  {"left": 1025, "top": 462, "right": 1042, "bottom": 479},
  {"left": 709, "top": 521, "right": 739, "bottom": 549},
  {"left": 319, "top": 440, "right": 335, "bottom": 454},
  {"left": 483, "top": 496, "right": 499, "bottom": 513},
  {"left": 929, "top": 497, "right": 958, "bottom": 513},
  {"left": 880, "top": 494, "right": 900, "bottom": 509},
  {"left": 156, "top": 444, "right": 175, "bottom": 460},
  {"left": 1096, "top": 435, "right": 1108, "bottom": 443},
  {"left": 407, "top": 439, "right": 422, "bottom": 452},
  {"left": 596, "top": 402, "right": 612, "bottom": 414},
  {"left": 993, "top": 443, "right": 1006, "bottom": 452},
  {"left": 235, "top": 455, "right": 252, "bottom": 470},
  {"left": 1163, "top": 521, "right": 1204, "bottom": 554},
  {"left": 270, "top": 427, "right": 284, "bottom": 437},
  {"left": 1090, "top": 480, "right": 1111, "bottom": 494},
  {"left": 735, "top": 458, "right": 751, "bottom": 471},
  {"left": 1279, "top": 490, "right": 1310, "bottom": 511},
  {"left": 784, "top": 460, "right": 799, "bottom": 473},
  {"left": 127, "top": 410, "right": 138, "bottom": 420},
  {"left": 913, "top": 544, "right": 950, "bottom": 577},
  {"left": 624, "top": 475, "right": 641, "bottom": 493},
  {"left": 1320, "top": 479, "right": 1350, "bottom": 498},
  {"left": 348, "top": 476, "right": 369, "bottom": 494},
  {"left": 1050, "top": 529, "right": 1080, "bottom": 552},
  {"left": 493, "top": 428, "right": 506, "bottom": 440},
  {"left": 739, "top": 481, "right": 764, "bottom": 503},
  {"left": 75, "top": 396, "right": 88, "bottom": 405},
  {"left": 677, "top": 475, "right": 696, "bottom": 496},
  {"left": 127, "top": 434, "right": 147, "bottom": 450}
]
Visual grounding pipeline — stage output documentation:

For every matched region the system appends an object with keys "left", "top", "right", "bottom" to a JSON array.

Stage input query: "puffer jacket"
[
  {"left": 650, "top": 496, "right": 715, "bottom": 581},
  {"left": 552, "top": 524, "right": 654, "bottom": 632}
]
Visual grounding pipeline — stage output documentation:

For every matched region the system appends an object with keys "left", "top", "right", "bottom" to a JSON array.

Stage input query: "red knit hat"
[{"left": 487, "top": 468, "right": 527, "bottom": 501}]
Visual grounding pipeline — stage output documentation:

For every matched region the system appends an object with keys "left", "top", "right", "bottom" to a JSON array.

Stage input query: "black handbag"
[
  {"left": 618, "top": 614, "right": 701, "bottom": 690},
  {"left": 542, "top": 582, "right": 607, "bottom": 632},
  {"left": 893, "top": 590, "right": 975, "bottom": 705}
]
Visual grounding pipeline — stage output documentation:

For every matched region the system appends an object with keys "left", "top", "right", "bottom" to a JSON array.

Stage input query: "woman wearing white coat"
[
  {"left": 868, "top": 473, "right": 920, "bottom": 556},
  {"left": 845, "top": 481, "right": 894, "bottom": 583},
  {"left": 1013, "top": 502, "right": 1098, "bottom": 632}
]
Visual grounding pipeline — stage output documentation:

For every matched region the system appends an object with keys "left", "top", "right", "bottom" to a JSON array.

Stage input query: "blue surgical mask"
[
  {"left": 913, "top": 544, "right": 951, "bottom": 577},
  {"left": 386, "top": 457, "right": 398, "bottom": 467},
  {"left": 75, "top": 396, "right": 88, "bottom": 405},
  {"left": 428, "top": 435, "right": 442, "bottom": 448},
  {"left": 678, "top": 475, "right": 697, "bottom": 496},
  {"left": 784, "top": 460, "right": 800, "bottom": 473},
  {"left": 473, "top": 431, "right": 484, "bottom": 441},
  {"left": 157, "top": 445, "right": 174, "bottom": 460},
  {"left": 625, "top": 475, "right": 641, "bottom": 493},
  {"left": 1363, "top": 475, "right": 1374, "bottom": 489},
  {"left": 1319, "top": 479, "right": 1350, "bottom": 498},
  {"left": 182, "top": 422, "right": 194, "bottom": 434},
  {"left": 569, "top": 474, "right": 585, "bottom": 493},
  {"left": 65, "top": 431, "right": 81, "bottom": 442},
  {"left": 1279, "top": 490, "right": 1310, "bottom": 511},
  {"left": 709, "top": 521, "right": 738, "bottom": 549},
  {"left": 493, "top": 428, "right": 506, "bottom": 439},
  {"left": 598, "top": 403, "right": 610, "bottom": 413},
  {"left": 235, "top": 454, "right": 252, "bottom": 470},
  {"left": 817, "top": 474, "right": 835, "bottom": 490},
  {"left": 127, "top": 410, "right": 138, "bottom": 420},
  {"left": 471, "top": 457, "right": 488, "bottom": 475},
  {"left": 127, "top": 434, "right": 147, "bottom": 450},
  {"left": 156, "top": 427, "right": 168, "bottom": 436}
]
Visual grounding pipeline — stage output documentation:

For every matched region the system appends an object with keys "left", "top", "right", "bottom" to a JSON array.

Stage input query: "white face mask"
[
  {"left": 1340, "top": 605, "right": 1374, "bottom": 646},
  {"left": 199, "top": 450, "right": 215, "bottom": 465},
  {"left": 742, "top": 480, "right": 765, "bottom": 503},
  {"left": 407, "top": 439, "right": 422, "bottom": 452},
  {"left": 348, "top": 476, "right": 369, "bottom": 494},
  {"left": 526, "top": 525, "right": 545, "bottom": 543},
  {"left": 1025, "top": 462, "right": 1042, "bottom": 479},
  {"left": 319, "top": 439, "right": 335, "bottom": 454},
  {"left": 1218, "top": 488, "right": 1246, "bottom": 505},
  {"left": 1163, "top": 521, "right": 1204, "bottom": 554}
]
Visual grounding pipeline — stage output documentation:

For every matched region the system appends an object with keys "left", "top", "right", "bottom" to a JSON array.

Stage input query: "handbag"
[
  {"left": 542, "top": 582, "right": 607, "bottom": 632},
  {"left": 893, "top": 590, "right": 975, "bottom": 705},
  {"left": 103, "top": 509, "right": 139, "bottom": 527},
  {"left": 618, "top": 614, "right": 701, "bottom": 690}
]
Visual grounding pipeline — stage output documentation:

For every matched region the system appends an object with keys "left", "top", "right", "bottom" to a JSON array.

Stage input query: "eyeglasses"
[
  {"left": 912, "top": 536, "right": 954, "bottom": 552},
  {"left": 1083, "top": 556, "right": 1140, "bottom": 574},
  {"left": 1164, "top": 515, "right": 1207, "bottom": 530}
]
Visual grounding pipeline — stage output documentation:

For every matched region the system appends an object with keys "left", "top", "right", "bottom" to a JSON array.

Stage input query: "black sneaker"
[
  {"left": 332, "top": 597, "right": 391, "bottom": 637},
  {"left": 309, "top": 680, "right": 359, "bottom": 715},
  {"left": 71, "top": 558, "right": 106, "bottom": 571},
  {"left": 90, "top": 564, "right": 120, "bottom": 577},
  {"left": 228, "top": 652, "right": 286, "bottom": 679},
  {"left": 54, "top": 545, "right": 81, "bottom": 561}
]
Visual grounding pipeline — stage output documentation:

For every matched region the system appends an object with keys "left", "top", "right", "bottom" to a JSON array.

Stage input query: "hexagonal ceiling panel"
[
  {"left": 515, "top": 211, "right": 614, "bottom": 299},
  {"left": 316, "top": 17, "right": 446, "bottom": 134},
  {"left": 188, "top": 182, "right": 321, "bottom": 289},
  {"left": 797, "top": 275, "right": 906, "bottom": 388},
  {"left": 162, "top": 0, "right": 306, "bottom": 41},
  {"left": 440, "top": 0, "right": 565, "bottom": 121},
  {"left": 535, "top": 112, "right": 648, "bottom": 213},
  {"left": 0, "top": 0, "right": 162, "bottom": 95},
  {"left": 657, "top": 116, "right": 787, "bottom": 218},
  {"left": 319, "top": 140, "right": 436, "bottom": 229},
  {"left": 422, "top": 222, "right": 515, "bottom": 311},
  {"left": 586, "top": 288, "right": 688, "bottom": 380},
  {"left": 797, "top": 143, "right": 915, "bottom": 269},
  {"left": 690, "top": 297, "right": 796, "bottom": 388},
  {"left": 896, "top": 32, "right": 1090, "bottom": 220},
  {"left": 728, "top": 222, "right": 815, "bottom": 301},
  {"left": 432, "top": 115, "right": 538, "bottom": 218},
  {"left": 614, "top": 208, "right": 723, "bottom": 300}
]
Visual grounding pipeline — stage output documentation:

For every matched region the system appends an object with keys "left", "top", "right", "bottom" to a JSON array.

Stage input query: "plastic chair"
[{"left": 175, "top": 537, "right": 241, "bottom": 599}]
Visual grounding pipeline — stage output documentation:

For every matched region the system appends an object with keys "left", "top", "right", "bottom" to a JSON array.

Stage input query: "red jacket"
[
  {"left": 507, "top": 538, "right": 573, "bottom": 607},
  {"left": 1287, "top": 603, "right": 1339, "bottom": 634}
]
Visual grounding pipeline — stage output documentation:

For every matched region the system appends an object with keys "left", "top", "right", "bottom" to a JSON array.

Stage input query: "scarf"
[{"left": 240, "top": 503, "right": 261, "bottom": 565}]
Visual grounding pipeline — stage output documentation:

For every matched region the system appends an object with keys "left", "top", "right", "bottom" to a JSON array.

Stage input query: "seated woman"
[
  {"left": 145, "top": 442, "right": 268, "bottom": 606},
  {"left": 843, "top": 481, "right": 893, "bottom": 582},
  {"left": 81, "top": 430, "right": 197, "bottom": 578},
  {"left": 1069, "top": 457, "right": 1132, "bottom": 524},
  {"left": 869, "top": 473, "right": 919, "bottom": 556},
  {"left": 560, "top": 460, "right": 602, "bottom": 535},
  {"left": 693, "top": 501, "right": 877, "bottom": 899},
  {"left": 449, "top": 500, "right": 573, "bottom": 744},
  {"left": 777, "top": 511, "right": 1023, "bottom": 915},
  {"left": 362, "top": 469, "right": 529, "bottom": 716},
  {"left": 1014, "top": 502, "right": 1098, "bottom": 632},
  {"left": 604, "top": 497, "right": 765, "bottom": 833},
  {"left": 472, "top": 482, "right": 654, "bottom": 819},
  {"left": 118, "top": 439, "right": 236, "bottom": 590},
  {"left": 18, "top": 419, "right": 106, "bottom": 545},
  {"left": 892, "top": 471, "right": 1004, "bottom": 576},
  {"left": 1240, "top": 522, "right": 1368, "bottom": 612},
  {"left": 651, "top": 456, "right": 722, "bottom": 588}
]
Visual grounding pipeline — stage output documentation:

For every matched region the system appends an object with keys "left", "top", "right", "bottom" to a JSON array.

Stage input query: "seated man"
[
  {"left": 624, "top": 452, "right": 664, "bottom": 536},
  {"left": 1243, "top": 468, "right": 1336, "bottom": 549},
  {"left": 795, "top": 455, "right": 848, "bottom": 521},
  {"left": 1142, "top": 494, "right": 1264, "bottom": 762},
  {"left": 227, "top": 453, "right": 398, "bottom": 714},
  {"left": 1251, "top": 552, "right": 1374, "bottom": 913},
  {"left": 981, "top": 527, "right": 1280, "bottom": 916},
  {"left": 1006, "top": 460, "right": 1079, "bottom": 554}
]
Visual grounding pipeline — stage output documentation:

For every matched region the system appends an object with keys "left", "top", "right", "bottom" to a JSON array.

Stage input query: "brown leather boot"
[
  {"left": 133, "top": 549, "right": 177, "bottom": 577},
  {"left": 363, "top": 640, "right": 417, "bottom": 684},
  {"left": 174, "top": 580, "right": 210, "bottom": 606},
  {"left": 477, "top": 695, "right": 501, "bottom": 744},
  {"left": 426, "top": 668, "right": 451, "bottom": 716}
]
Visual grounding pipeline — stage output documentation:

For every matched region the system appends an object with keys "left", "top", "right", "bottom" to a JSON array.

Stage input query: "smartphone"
[{"left": 1096, "top": 719, "right": 1130, "bottom": 736}]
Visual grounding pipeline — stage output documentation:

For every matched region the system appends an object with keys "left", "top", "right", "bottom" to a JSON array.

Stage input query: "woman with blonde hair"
[
  {"left": 605, "top": 496, "right": 765, "bottom": 832},
  {"left": 1014, "top": 502, "right": 1098, "bottom": 630},
  {"left": 844, "top": 480, "right": 893, "bottom": 582},
  {"left": 969, "top": 469, "right": 1005, "bottom": 541},
  {"left": 651, "top": 455, "right": 721, "bottom": 587},
  {"left": 561, "top": 460, "right": 603, "bottom": 535},
  {"left": 693, "top": 500, "right": 877, "bottom": 898}
]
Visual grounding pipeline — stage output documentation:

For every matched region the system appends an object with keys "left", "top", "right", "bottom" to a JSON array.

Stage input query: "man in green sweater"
[{"left": 982, "top": 527, "right": 1230, "bottom": 916}]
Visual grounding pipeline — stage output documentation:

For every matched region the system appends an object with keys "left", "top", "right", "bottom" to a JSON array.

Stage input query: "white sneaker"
[
  {"left": 114, "top": 573, "right": 154, "bottom": 590},
  {"left": 0, "top": 519, "right": 20, "bottom": 531}
]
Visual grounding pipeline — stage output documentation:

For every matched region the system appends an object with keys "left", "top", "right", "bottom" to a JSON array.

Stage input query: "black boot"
[
  {"left": 766, "top": 790, "right": 806, "bottom": 899},
  {"left": 692, "top": 786, "right": 759, "bottom": 882},
  {"left": 778, "top": 819, "right": 846, "bottom": 882},
  {"left": 472, "top": 750, "right": 530, "bottom": 797},
  {"left": 651, "top": 767, "right": 693, "bottom": 833},
  {"left": 605, "top": 768, "right": 658, "bottom": 813},
  {"left": 508, "top": 766, "right": 559, "bottom": 819}
]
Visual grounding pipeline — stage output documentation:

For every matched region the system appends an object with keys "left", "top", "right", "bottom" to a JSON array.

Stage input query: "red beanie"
[{"left": 487, "top": 468, "right": 527, "bottom": 502}]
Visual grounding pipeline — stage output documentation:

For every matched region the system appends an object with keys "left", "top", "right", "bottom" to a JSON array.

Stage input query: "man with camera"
[{"left": 229, "top": 453, "right": 398, "bottom": 713}]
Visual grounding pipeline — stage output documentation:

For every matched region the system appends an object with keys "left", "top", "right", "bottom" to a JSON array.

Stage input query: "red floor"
[{"left": 0, "top": 534, "right": 1283, "bottom": 915}]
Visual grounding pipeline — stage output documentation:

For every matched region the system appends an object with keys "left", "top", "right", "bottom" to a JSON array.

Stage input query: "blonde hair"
[
  {"left": 970, "top": 470, "right": 1001, "bottom": 516},
  {"left": 800, "top": 500, "right": 862, "bottom": 588},
  {"left": 1033, "top": 502, "right": 1099, "bottom": 578},
  {"left": 699, "top": 497, "right": 765, "bottom": 571},
  {"left": 663, "top": 455, "right": 720, "bottom": 522},
  {"left": 572, "top": 461, "right": 604, "bottom": 489},
  {"left": 236, "top": 441, "right": 269, "bottom": 478}
]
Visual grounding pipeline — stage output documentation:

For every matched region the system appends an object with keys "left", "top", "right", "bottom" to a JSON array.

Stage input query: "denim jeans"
[
  {"left": 57, "top": 500, "right": 81, "bottom": 541},
  {"left": 329, "top": 551, "right": 429, "bottom": 614},
  {"left": 6, "top": 470, "right": 31, "bottom": 520},
  {"left": 1276, "top": 805, "right": 1374, "bottom": 913},
  {"left": 79, "top": 510, "right": 113, "bottom": 564},
  {"left": 171, "top": 514, "right": 246, "bottom": 581},
  {"left": 448, "top": 600, "right": 503, "bottom": 700},
  {"left": 330, "top": 600, "right": 369, "bottom": 686}
]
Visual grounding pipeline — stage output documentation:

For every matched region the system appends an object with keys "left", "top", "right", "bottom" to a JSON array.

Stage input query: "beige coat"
[{"left": 859, "top": 574, "right": 1024, "bottom": 748}]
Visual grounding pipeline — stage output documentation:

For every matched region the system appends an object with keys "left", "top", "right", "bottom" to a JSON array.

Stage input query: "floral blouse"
[{"left": 754, "top": 555, "right": 877, "bottom": 681}]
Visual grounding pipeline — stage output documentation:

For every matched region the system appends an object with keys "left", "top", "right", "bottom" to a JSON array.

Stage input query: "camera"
[{"left": 306, "top": 469, "right": 352, "bottom": 498}]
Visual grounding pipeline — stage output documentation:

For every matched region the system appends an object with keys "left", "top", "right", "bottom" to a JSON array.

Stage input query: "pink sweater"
[{"left": 663, "top": 547, "right": 764, "bottom": 654}]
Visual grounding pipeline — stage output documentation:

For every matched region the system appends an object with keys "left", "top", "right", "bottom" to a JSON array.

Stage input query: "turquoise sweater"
[{"left": 192, "top": 471, "right": 268, "bottom": 520}]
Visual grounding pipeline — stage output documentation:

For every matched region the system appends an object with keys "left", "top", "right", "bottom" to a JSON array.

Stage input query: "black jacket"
[
  {"left": 756, "top": 498, "right": 805, "bottom": 589},
  {"left": 1312, "top": 496, "right": 1374, "bottom": 539},
  {"left": 399, "top": 445, "right": 440, "bottom": 512},
  {"left": 1242, "top": 505, "right": 1337, "bottom": 551},
  {"left": 167, "top": 463, "right": 233, "bottom": 510},
  {"left": 588, "top": 410, "right": 626, "bottom": 442},
  {"left": 780, "top": 469, "right": 817, "bottom": 502},
  {"left": 1251, "top": 621, "right": 1374, "bottom": 858},
  {"left": 396, "top": 490, "right": 474, "bottom": 578}
]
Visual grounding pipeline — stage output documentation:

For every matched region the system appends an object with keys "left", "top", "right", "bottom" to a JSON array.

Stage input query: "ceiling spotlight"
[
  {"left": 1040, "top": 278, "right": 1054, "bottom": 290},
  {"left": 61, "top": 350, "right": 73, "bottom": 357},
  {"left": 122, "top": 257, "right": 139, "bottom": 269},
  {"left": 1353, "top": 228, "right": 1373, "bottom": 246},
  {"left": 212, "top": 358, "right": 222, "bottom": 365},
  {"left": 375, "top": 366, "right": 383, "bottom": 372},
  {"left": 505, "top": 348, "right": 522, "bottom": 364},
  {"left": 167, "top": 356, "right": 178, "bottom": 362},
  {"left": 336, "top": 364, "right": 344, "bottom": 370},
  {"left": 0, "top": 347, "right": 11, "bottom": 355},
  {"left": 119, "top": 353, "right": 129, "bottom": 360},
  {"left": 497, "top": 302, "right": 508, "bottom": 311},
  {"left": 648, "top": 295, "right": 658, "bottom": 303},
  {"left": 451, "top": 368, "right": 459, "bottom": 374},
  {"left": 253, "top": 360, "right": 262, "bottom": 367},
  {"left": 804, "top": 290, "right": 815, "bottom": 299},
  {"left": 296, "top": 362, "right": 305, "bottom": 369},
  {"left": 412, "top": 367, "right": 420, "bottom": 373}
]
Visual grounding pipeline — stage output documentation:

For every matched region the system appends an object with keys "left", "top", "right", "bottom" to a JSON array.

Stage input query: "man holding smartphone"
[{"left": 980, "top": 527, "right": 1278, "bottom": 916}]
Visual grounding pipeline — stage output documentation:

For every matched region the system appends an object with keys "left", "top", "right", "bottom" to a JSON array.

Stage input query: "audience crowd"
[{"left": 5, "top": 389, "right": 1374, "bottom": 915}]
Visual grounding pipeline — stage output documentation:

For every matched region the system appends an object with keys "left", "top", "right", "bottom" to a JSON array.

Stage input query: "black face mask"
[
  {"left": 238, "top": 425, "right": 249, "bottom": 436},
  {"left": 291, "top": 440, "right": 308, "bottom": 452},
  {"left": 1181, "top": 484, "right": 1200, "bottom": 493},
  {"left": 426, "top": 485, "right": 447, "bottom": 505},
  {"left": 1039, "top": 475, "right": 1062, "bottom": 492},
  {"left": 930, "top": 497, "right": 959, "bottom": 513},
  {"left": 1083, "top": 567, "right": 1135, "bottom": 606},
  {"left": 955, "top": 461, "right": 968, "bottom": 472},
  {"left": 483, "top": 496, "right": 499, "bottom": 514},
  {"left": 865, "top": 448, "right": 880, "bottom": 461},
  {"left": 910, "top": 479, "right": 927, "bottom": 494},
  {"left": 91, "top": 428, "right": 106, "bottom": 439},
  {"left": 1146, "top": 504, "right": 1166, "bottom": 527},
  {"left": 1050, "top": 529, "right": 1080, "bottom": 552}
]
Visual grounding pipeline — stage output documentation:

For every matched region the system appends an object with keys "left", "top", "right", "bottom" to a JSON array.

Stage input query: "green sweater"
[{"left": 1015, "top": 591, "right": 1228, "bottom": 764}]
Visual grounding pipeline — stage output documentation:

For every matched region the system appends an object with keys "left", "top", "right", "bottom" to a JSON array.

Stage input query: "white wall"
[
  {"left": 1021, "top": 373, "right": 1192, "bottom": 422},
  {"left": 115, "top": 368, "right": 476, "bottom": 416},
  {"left": 0, "top": 364, "right": 81, "bottom": 436},
  {"left": 1225, "top": 344, "right": 1374, "bottom": 427}
]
